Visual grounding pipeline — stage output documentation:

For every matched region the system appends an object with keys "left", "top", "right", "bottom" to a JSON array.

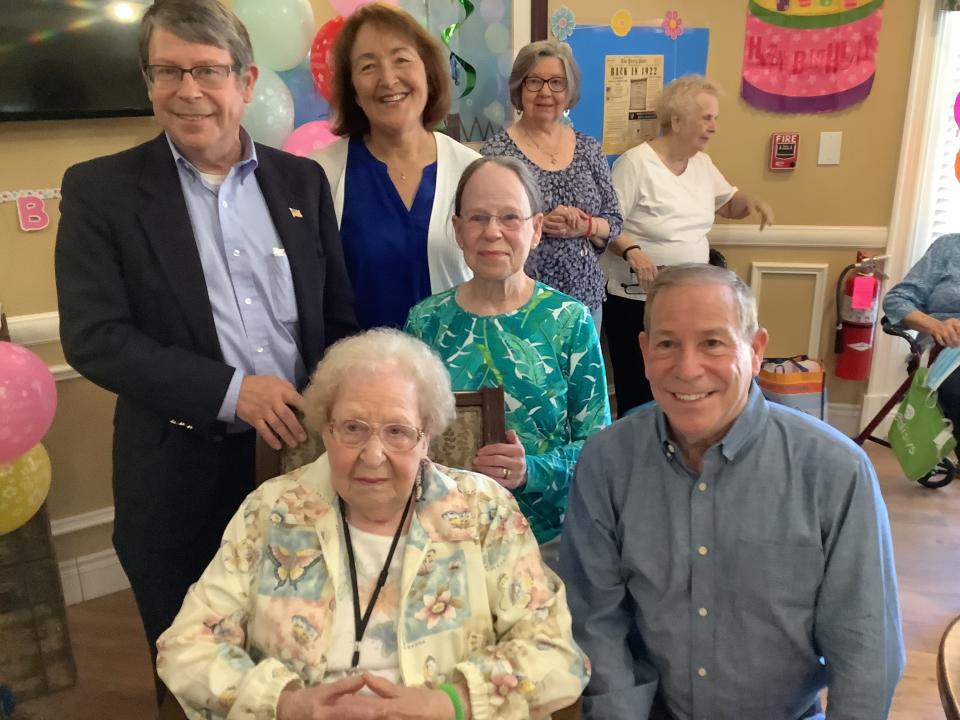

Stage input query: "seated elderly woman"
[
  {"left": 405, "top": 157, "right": 611, "bottom": 555},
  {"left": 155, "top": 328, "right": 589, "bottom": 719},
  {"left": 883, "top": 232, "right": 960, "bottom": 445}
]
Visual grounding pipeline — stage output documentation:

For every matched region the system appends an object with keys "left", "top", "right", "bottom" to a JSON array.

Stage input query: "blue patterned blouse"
[
  {"left": 404, "top": 281, "right": 611, "bottom": 544},
  {"left": 884, "top": 233, "right": 960, "bottom": 324},
  {"left": 480, "top": 130, "right": 623, "bottom": 311}
]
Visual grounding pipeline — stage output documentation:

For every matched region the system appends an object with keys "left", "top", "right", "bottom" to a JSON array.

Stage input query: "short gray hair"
[
  {"left": 658, "top": 74, "right": 720, "bottom": 131},
  {"left": 644, "top": 264, "right": 759, "bottom": 341},
  {"left": 303, "top": 329, "right": 456, "bottom": 437},
  {"left": 508, "top": 40, "right": 581, "bottom": 112},
  {"left": 454, "top": 156, "right": 543, "bottom": 216},
  {"left": 139, "top": 0, "right": 255, "bottom": 71}
]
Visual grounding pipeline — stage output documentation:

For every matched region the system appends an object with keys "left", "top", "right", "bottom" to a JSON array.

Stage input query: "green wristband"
[{"left": 437, "top": 683, "right": 465, "bottom": 720}]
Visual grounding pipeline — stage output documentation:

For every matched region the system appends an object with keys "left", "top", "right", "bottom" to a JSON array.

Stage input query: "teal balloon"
[
  {"left": 278, "top": 59, "right": 330, "bottom": 127},
  {"left": 243, "top": 68, "right": 294, "bottom": 148},
  {"left": 235, "top": 0, "right": 315, "bottom": 72}
]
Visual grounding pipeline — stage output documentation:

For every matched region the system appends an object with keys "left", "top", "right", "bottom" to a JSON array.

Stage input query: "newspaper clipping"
[{"left": 602, "top": 55, "right": 664, "bottom": 155}]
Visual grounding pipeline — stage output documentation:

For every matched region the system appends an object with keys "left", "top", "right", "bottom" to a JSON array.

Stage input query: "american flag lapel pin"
[{"left": 289, "top": 207, "right": 303, "bottom": 218}]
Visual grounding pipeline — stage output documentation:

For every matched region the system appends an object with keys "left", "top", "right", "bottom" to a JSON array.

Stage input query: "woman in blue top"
[
  {"left": 312, "top": 4, "right": 479, "bottom": 329},
  {"left": 884, "top": 233, "right": 960, "bottom": 445},
  {"left": 405, "top": 157, "right": 611, "bottom": 551}
]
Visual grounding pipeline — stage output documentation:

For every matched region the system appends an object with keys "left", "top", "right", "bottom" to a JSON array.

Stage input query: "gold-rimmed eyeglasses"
[
  {"left": 328, "top": 418, "right": 424, "bottom": 452},
  {"left": 460, "top": 212, "right": 535, "bottom": 231},
  {"left": 143, "top": 64, "right": 237, "bottom": 90}
]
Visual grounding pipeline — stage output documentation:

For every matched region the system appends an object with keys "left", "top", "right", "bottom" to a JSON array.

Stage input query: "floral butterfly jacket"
[{"left": 157, "top": 455, "right": 590, "bottom": 720}]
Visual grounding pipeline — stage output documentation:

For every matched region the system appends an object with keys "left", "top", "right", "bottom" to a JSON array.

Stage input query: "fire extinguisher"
[{"left": 834, "top": 252, "right": 887, "bottom": 380}]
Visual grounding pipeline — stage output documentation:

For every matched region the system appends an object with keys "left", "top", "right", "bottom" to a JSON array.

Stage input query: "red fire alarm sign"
[{"left": 770, "top": 132, "right": 799, "bottom": 170}]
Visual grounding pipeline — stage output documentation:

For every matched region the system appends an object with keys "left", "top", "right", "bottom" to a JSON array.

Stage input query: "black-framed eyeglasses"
[
  {"left": 522, "top": 76, "right": 568, "bottom": 93},
  {"left": 459, "top": 212, "right": 535, "bottom": 231},
  {"left": 143, "top": 64, "right": 237, "bottom": 90},
  {"left": 328, "top": 418, "right": 424, "bottom": 452}
]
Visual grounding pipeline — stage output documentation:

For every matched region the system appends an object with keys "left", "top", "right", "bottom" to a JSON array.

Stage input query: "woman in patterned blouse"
[
  {"left": 405, "top": 157, "right": 611, "bottom": 559},
  {"left": 157, "top": 329, "right": 589, "bottom": 720},
  {"left": 480, "top": 40, "right": 622, "bottom": 331}
]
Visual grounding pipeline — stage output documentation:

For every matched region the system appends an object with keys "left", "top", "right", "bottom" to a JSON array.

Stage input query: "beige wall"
[{"left": 0, "top": 0, "right": 919, "bottom": 566}]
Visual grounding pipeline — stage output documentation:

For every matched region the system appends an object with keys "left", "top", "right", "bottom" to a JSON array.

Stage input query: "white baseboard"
[
  {"left": 59, "top": 548, "right": 130, "bottom": 606},
  {"left": 859, "top": 393, "right": 895, "bottom": 439},
  {"left": 827, "top": 402, "right": 862, "bottom": 438}
]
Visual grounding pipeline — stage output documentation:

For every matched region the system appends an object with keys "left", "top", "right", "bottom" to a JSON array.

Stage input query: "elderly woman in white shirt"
[{"left": 600, "top": 75, "right": 774, "bottom": 416}]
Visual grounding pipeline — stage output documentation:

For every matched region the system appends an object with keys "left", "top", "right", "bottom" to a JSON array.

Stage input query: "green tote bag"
[{"left": 888, "top": 368, "right": 957, "bottom": 481}]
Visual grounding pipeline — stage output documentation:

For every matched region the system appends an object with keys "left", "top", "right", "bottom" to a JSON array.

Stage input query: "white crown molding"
[
  {"left": 749, "top": 262, "right": 829, "bottom": 358},
  {"left": 50, "top": 505, "right": 115, "bottom": 537},
  {"left": 709, "top": 224, "right": 887, "bottom": 248}
]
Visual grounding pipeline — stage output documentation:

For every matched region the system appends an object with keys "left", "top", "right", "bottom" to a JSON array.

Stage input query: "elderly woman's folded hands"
[{"left": 278, "top": 674, "right": 469, "bottom": 720}]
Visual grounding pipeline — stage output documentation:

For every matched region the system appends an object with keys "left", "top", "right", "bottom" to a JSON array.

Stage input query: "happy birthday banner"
[
  {"left": 741, "top": 0, "right": 884, "bottom": 113},
  {"left": 1, "top": 189, "right": 59, "bottom": 232}
]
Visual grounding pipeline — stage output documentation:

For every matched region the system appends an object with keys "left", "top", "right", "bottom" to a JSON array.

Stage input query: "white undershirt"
[{"left": 325, "top": 523, "right": 405, "bottom": 691}]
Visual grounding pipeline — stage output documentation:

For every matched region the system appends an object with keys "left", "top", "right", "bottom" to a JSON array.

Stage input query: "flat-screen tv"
[{"left": 0, "top": 1, "right": 154, "bottom": 121}]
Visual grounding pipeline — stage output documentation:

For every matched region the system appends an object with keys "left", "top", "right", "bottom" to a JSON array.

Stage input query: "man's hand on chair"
[{"left": 237, "top": 375, "right": 307, "bottom": 450}]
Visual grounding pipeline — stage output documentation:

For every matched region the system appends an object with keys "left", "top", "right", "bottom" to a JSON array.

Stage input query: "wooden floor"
[{"left": 12, "top": 444, "right": 960, "bottom": 719}]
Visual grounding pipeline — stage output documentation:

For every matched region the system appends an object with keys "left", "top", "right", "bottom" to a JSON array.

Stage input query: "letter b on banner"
[{"left": 17, "top": 195, "right": 49, "bottom": 231}]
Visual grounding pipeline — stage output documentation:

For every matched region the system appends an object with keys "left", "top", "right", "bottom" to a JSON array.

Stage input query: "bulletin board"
[{"left": 566, "top": 24, "right": 710, "bottom": 159}]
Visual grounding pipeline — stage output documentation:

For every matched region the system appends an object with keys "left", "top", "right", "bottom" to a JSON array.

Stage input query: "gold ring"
[{"left": 503, "top": 467, "right": 510, "bottom": 480}]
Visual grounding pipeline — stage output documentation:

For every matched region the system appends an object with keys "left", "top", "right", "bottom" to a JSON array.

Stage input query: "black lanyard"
[{"left": 339, "top": 487, "right": 415, "bottom": 670}]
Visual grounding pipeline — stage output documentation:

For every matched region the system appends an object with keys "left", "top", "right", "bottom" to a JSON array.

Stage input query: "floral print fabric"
[
  {"left": 156, "top": 456, "right": 589, "bottom": 720},
  {"left": 405, "top": 282, "right": 611, "bottom": 544}
]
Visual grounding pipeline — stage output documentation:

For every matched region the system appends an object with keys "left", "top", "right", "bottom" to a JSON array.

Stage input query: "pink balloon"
[
  {"left": 0, "top": 342, "right": 57, "bottom": 463},
  {"left": 329, "top": 0, "right": 396, "bottom": 16},
  {"left": 282, "top": 120, "right": 339, "bottom": 157}
]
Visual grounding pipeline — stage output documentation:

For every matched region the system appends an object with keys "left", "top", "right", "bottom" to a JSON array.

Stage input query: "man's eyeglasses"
[
  {"left": 143, "top": 64, "right": 237, "bottom": 90},
  {"left": 460, "top": 212, "right": 534, "bottom": 231},
  {"left": 522, "top": 76, "right": 568, "bottom": 93},
  {"left": 328, "top": 418, "right": 424, "bottom": 452}
]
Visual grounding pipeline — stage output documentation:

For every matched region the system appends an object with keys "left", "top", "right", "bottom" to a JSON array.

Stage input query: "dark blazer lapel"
[
  {"left": 254, "top": 147, "right": 323, "bottom": 362},
  {"left": 137, "top": 134, "right": 222, "bottom": 358}
]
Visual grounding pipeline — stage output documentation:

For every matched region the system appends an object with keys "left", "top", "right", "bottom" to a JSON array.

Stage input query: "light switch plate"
[{"left": 818, "top": 131, "right": 842, "bottom": 165}]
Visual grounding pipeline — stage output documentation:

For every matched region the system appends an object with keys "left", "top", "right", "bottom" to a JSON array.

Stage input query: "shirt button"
[
  {"left": 698, "top": 607, "right": 708, "bottom": 617},
  {"left": 244, "top": 297, "right": 252, "bottom": 305},
  {"left": 256, "top": 346, "right": 264, "bottom": 353},
  {"left": 697, "top": 667, "right": 707, "bottom": 678},
  {"left": 698, "top": 546, "right": 708, "bottom": 556},
  {"left": 222, "top": 200, "right": 229, "bottom": 208},
  {"left": 233, "top": 249, "right": 241, "bottom": 257},
  {"left": 698, "top": 482, "right": 707, "bottom": 492}
]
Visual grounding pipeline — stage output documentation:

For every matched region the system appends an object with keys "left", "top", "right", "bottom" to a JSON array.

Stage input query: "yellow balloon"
[{"left": 0, "top": 443, "right": 51, "bottom": 535}]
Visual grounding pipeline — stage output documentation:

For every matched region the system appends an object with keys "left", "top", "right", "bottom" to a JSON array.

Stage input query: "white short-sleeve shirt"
[{"left": 601, "top": 142, "right": 736, "bottom": 300}]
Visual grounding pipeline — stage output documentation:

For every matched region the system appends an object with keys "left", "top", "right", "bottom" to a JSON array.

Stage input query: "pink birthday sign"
[{"left": 741, "top": 4, "right": 883, "bottom": 113}]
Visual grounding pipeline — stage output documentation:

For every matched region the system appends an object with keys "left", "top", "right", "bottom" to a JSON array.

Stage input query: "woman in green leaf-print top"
[{"left": 405, "top": 157, "right": 611, "bottom": 544}]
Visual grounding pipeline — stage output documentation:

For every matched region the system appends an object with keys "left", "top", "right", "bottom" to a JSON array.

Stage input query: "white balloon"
[
  {"left": 243, "top": 68, "right": 295, "bottom": 148},
  {"left": 235, "top": 0, "right": 315, "bottom": 72}
]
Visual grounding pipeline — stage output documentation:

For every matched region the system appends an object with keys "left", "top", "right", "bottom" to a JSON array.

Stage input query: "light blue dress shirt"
[
  {"left": 168, "top": 132, "right": 305, "bottom": 427},
  {"left": 559, "top": 384, "right": 904, "bottom": 720}
]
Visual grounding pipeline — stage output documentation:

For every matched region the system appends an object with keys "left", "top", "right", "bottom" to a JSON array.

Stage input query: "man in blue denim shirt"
[{"left": 559, "top": 264, "right": 903, "bottom": 720}]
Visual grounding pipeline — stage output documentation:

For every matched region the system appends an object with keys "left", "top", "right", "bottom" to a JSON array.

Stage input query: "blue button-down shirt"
[
  {"left": 168, "top": 132, "right": 305, "bottom": 427},
  {"left": 559, "top": 384, "right": 904, "bottom": 720}
]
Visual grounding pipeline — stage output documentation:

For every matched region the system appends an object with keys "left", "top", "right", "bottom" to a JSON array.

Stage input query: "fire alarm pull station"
[{"left": 770, "top": 133, "right": 799, "bottom": 170}]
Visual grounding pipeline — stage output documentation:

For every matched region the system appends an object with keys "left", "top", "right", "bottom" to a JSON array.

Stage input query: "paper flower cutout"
[
  {"left": 550, "top": 6, "right": 575, "bottom": 42},
  {"left": 661, "top": 10, "right": 684, "bottom": 40},
  {"left": 611, "top": 9, "right": 632, "bottom": 37}
]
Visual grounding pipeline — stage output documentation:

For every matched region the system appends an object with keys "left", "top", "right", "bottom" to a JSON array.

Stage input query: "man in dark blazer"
[{"left": 54, "top": 0, "right": 356, "bottom": 701}]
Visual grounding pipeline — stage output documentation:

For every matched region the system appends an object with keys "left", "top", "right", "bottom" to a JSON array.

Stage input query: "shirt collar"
[
  {"left": 165, "top": 128, "right": 259, "bottom": 182},
  {"left": 654, "top": 381, "right": 768, "bottom": 463}
]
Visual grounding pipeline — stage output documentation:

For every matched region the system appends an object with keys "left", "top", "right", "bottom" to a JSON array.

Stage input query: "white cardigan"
[{"left": 312, "top": 132, "right": 479, "bottom": 294}]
